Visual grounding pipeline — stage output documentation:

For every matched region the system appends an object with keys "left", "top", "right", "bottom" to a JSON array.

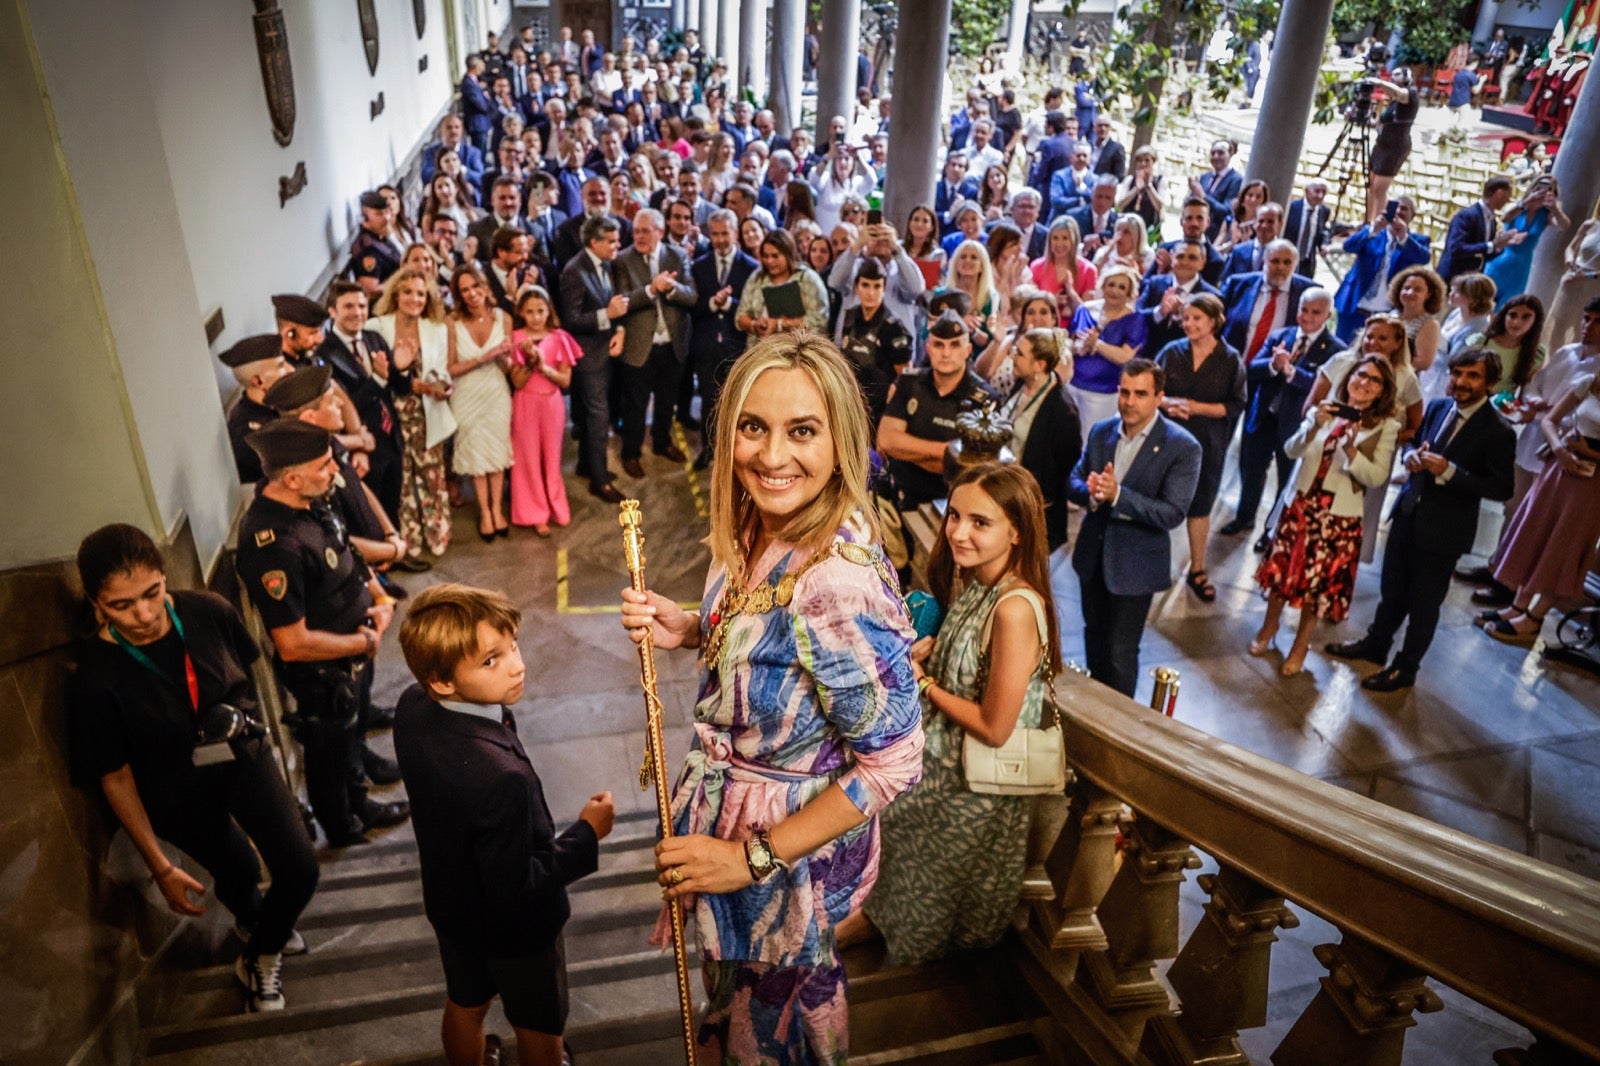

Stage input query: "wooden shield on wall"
[
  {"left": 358, "top": 0, "right": 380, "bottom": 74},
  {"left": 252, "top": 0, "right": 295, "bottom": 147},
  {"left": 412, "top": 0, "right": 425, "bottom": 39}
]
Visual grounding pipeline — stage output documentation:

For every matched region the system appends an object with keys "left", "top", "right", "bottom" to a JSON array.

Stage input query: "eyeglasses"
[{"left": 1351, "top": 372, "right": 1382, "bottom": 384}]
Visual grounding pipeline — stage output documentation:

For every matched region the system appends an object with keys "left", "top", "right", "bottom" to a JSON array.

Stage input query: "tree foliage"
[
  {"left": 1333, "top": 0, "right": 1473, "bottom": 65},
  {"left": 950, "top": 0, "right": 1016, "bottom": 58}
]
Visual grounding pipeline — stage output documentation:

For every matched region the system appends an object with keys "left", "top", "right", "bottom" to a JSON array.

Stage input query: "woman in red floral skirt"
[{"left": 1252, "top": 355, "right": 1399, "bottom": 676}]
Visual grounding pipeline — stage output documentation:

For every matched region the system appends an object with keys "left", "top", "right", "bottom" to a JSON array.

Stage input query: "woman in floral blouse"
[{"left": 620, "top": 333, "right": 924, "bottom": 1064}]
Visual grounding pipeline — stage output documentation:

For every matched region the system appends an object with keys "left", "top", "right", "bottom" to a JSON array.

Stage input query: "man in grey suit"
[
  {"left": 612, "top": 209, "right": 697, "bottom": 476},
  {"left": 557, "top": 215, "right": 631, "bottom": 504},
  {"left": 1067, "top": 359, "right": 1202, "bottom": 698}
]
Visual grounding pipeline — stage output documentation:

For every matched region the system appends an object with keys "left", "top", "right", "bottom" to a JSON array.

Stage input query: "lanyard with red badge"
[{"left": 111, "top": 602, "right": 234, "bottom": 765}]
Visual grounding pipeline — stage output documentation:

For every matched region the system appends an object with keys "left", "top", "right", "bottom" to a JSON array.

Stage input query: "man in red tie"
[{"left": 1218, "top": 241, "right": 1314, "bottom": 538}]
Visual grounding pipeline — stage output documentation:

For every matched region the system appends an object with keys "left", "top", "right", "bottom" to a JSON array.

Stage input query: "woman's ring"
[{"left": 668, "top": 867, "right": 684, "bottom": 886}]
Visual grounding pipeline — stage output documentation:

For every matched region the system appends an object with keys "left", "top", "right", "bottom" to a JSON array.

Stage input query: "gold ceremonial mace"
[{"left": 618, "top": 499, "right": 697, "bottom": 1065}]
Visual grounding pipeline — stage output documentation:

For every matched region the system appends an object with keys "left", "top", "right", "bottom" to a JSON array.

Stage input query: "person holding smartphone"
[{"left": 1251, "top": 356, "right": 1399, "bottom": 676}]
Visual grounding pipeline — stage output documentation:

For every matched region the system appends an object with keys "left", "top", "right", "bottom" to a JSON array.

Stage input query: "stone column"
[
  {"left": 1005, "top": 0, "right": 1030, "bottom": 69},
  {"left": 883, "top": 0, "right": 954, "bottom": 229},
  {"left": 1243, "top": 0, "right": 1336, "bottom": 205},
  {"left": 698, "top": 0, "right": 717, "bottom": 54},
  {"left": 1472, "top": 0, "right": 1501, "bottom": 46},
  {"left": 1525, "top": 66, "right": 1600, "bottom": 309},
  {"left": 717, "top": 0, "right": 739, "bottom": 79},
  {"left": 768, "top": 0, "right": 805, "bottom": 134},
  {"left": 814, "top": 0, "right": 860, "bottom": 144},
  {"left": 739, "top": 0, "right": 767, "bottom": 104}
]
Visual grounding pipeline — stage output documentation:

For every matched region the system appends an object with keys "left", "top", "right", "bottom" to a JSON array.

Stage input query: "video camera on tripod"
[{"left": 1342, "top": 42, "right": 1390, "bottom": 127}]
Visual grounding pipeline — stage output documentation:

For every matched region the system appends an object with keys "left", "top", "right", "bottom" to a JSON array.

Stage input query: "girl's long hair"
[{"left": 1486, "top": 293, "right": 1546, "bottom": 388}]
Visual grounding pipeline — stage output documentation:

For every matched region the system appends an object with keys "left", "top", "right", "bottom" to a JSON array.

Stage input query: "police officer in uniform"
[
  {"left": 235, "top": 421, "right": 410, "bottom": 847},
  {"left": 837, "top": 258, "right": 913, "bottom": 426},
  {"left": 345, "top": 191, "right": 404, "bottom": 297},
  {"left": 220, "top": 333, "right": 293, "bottom": 483}
]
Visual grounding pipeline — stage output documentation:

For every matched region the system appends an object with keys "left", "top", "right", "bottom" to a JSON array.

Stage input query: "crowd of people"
[{"left": 64, "top": 16, "right": 1600, "bottom": 1066}]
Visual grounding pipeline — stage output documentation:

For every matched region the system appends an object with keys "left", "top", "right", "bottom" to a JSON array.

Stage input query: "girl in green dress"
[{"left": 842, "top": 462, "right": 1061, "bottom": 964}]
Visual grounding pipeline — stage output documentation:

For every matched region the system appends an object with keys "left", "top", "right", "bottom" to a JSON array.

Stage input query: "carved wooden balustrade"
[{"left": 1010, "top": 669, "right": 1600, "bottom": 1065}]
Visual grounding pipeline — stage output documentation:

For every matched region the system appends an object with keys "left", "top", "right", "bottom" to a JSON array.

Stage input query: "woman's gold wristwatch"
[{"left": 744, "top": 831, "right": 788, "bottom": 882}]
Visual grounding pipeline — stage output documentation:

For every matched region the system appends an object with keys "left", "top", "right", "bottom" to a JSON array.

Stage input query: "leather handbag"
[{"left": 961, "top": 586, "right": 1068, "bottom": 795}]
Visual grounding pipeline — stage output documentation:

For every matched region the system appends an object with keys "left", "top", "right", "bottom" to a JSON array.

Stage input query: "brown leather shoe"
[
  {"left": 589, "top": 482, "right": 625, "bottom": 504},
  {"left": 623, "top": 459, "right": 646, "bottom": 478},
  {"left": 654, "top": 444, "right": 689, "bottom": 463}
]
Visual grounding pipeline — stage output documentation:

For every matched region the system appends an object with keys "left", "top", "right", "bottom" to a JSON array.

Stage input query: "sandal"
[
  {"left": 1483, "top": 616, "right": 1541, "bottom": 645},
  {"left": 1186, "top": 569, "right": 1217, "bottom": 603},
  {"left": 1248, "top": 632, "right": 1275, "bottom": 657}
]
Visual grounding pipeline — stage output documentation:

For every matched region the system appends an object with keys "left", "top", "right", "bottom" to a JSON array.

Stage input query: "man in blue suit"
[
  {"left": 1068, "top": 177, "right": 1120, "bottom": 258},
  {"left": 934, "top": 152, "right": 980, "bottom": 235},
  {"left": 459, "top": 57, "right": 494, "bottom": 154},
  {"left": 1189, "top": 140, "right": 1243, "bottom": 242},
  {"left": 1068, "top": 360, "right": 1203, "bottom": 698},
  {"left": 1436, "top": 176, "right": 1517, "bottom": 281},
  {"left": 1156, "top": 198, "right": 1226, "bottom": 284},
  {"left": 1333, "top": 201, "right": 1431, "bottom": 343},
  {"left": 1221, "top": 287, "right": 1340, "bottom": 542},
  {"left": 420, "top": 114, "right": 486, "bottom": 189},
  {"left": 1138, "top": 240, "right": 1221, "bottom": 356},
  {"left": 1028, "top": 111, "right": 1075, "bottom": 203},
  {"left": 1220, "top": 240, "right": 1313, "bottom": 357},
  {"left": 1217, "top": 202, "right": 1284, "bottom": 283},
  {"left": 687, "top": 210, "right": 757, "bottom": 470},
  {"left": 1049, "top": 143, "right": 1097, "bottom": 220},
  {"left": 1073, "top": 76, "right": 1099, "bottom": 134}
]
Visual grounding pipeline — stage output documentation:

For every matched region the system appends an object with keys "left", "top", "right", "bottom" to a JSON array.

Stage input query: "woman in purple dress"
[{"left": 1067, "top": 264, "right": 1148, "bottom": 441}]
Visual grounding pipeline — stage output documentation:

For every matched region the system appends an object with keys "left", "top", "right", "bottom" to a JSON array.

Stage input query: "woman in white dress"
[
  {"left": 368, "top": 266, "right": 455, "bottom": 558},
  {"left": 445, "top": 264, "right": 516, "bottom": 541}
]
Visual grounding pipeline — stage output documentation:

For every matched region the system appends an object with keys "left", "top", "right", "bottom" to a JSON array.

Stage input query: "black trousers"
[
  {"left": 1367, "top": 508, "right": 1459, "bottom": 673},
  {"left": 619, "top": 344, "right": 681, "bottom": 459},
  {"left": 364, "top": 443, "right": 404, "bottom": 525},
  {"left": 1234, "top": 422, "right": 1293, "bottom": 525},
  {"left": 570, "top": 363, "right": 613, "bottom": 487},
  {"left": 281, "top": 660, "right": 370, "bottom": 841},
  {"left": 150, "top": 738, "right": 319, "bottom": 956},
  {"left": 1078, "top": 562, "right": 1155, "bottom": 699},
  {"left": 694, "top": 343, "right": 744, "bottom": 456}
]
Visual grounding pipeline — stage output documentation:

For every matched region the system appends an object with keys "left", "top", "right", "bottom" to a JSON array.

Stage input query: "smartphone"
[
  {"left": 1384, "top": 199, "right": 1400, "bottom": 222},
  {"left": 1329, "top": 402, "right": 1364, "bottom": 421},
  {"left": 867, "top": 209, "right": 883, "bottom": 226}
]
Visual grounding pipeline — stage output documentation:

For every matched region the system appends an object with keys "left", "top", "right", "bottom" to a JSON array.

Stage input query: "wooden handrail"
[{"left": 1052, "top": 673, "right": 1600, "bottom": 1059}]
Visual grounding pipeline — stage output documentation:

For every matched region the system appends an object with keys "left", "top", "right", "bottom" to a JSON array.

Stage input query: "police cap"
[
  {"left": 925, "top": 289, "right": 972, "bottom": 319},
  {"left": 263, "top": 365, "right": 332, "bottom": 415},
  {"left": 247, "top": 420, "right": 332, "bottom": 472},
  {"left": 219, "top": 333, "right": 286, "bottom": 368},
  {"left": 928, "top": 308, "right": 970, "bottom": 340},
  {"left": 272, "top": 293, "right": 328, "bottom": 327},
  {"left": 358, "top": 190, "right": 389, "bottom": 211}
]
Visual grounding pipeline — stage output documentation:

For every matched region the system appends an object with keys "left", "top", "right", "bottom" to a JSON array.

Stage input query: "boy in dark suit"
[{"left": 396, "top": 584, "right": 614, "bottom": 1066}]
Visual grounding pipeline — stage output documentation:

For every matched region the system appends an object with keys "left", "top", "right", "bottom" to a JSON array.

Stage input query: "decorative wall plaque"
[
  {"left": 279, "top": 161, "right": 308, "bottom": 208},
  {"left": 252, "top": 0, "right": 295, "bottom": 146},
  {"left": 370, "top": 91, "right": 386, "bottom": 119},
  {"left": 357, "top": 0, "right": 379, "bottom": 74},
  {"left": 412, "top": 0, "right": 425, "bottom": 39}
]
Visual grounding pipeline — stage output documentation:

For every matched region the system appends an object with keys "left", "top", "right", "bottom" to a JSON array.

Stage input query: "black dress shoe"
[
  {"left": 654, "top": 443, "right": 688, "bottom": 463},
  {"left": 358, "top": 799, "right": 411, "bottom": 830},
  {"left": 589, "top": 482, "right": 625, "bottom": 504},
  {"left": 378, "top": 574, "right": 409, "bottom": 600},
  {"left": 1252, "top": 533, "right": 1273, "bottom": 554},
  {"left": 363, "top": 748, "right": 403, "bottom": 786},
  {"left": 1324, "top": 638, "right": 1388, "bottom": 665},
  {"left": 1455, "top": 564, "right": 1495, "bottom": 585},
  {"left": 366, "top": 704, "right": 396, "bottom": 731},
  {"left": 389, "top": 554, "right": 432, "bottom": 573},
  {"left": 1361, "top": 666, "right": 1417, "bottom": 692},
  {"left": 623, "top": 458, "right": 646, "bottom": 478},
  {"left": 1471, "top": 582, "right": 1514, "bottom": 606},
  {"left": 692, "top": 449, "right": 713, "bottom": 471},
  {"left": 1219, "top": 517, "right": 1253, "bottom": 536}
]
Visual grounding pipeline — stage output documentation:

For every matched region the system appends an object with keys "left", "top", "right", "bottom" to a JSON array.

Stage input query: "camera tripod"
[{"left": 1318, "top": 113, "right": 1372, "bottom": 220}]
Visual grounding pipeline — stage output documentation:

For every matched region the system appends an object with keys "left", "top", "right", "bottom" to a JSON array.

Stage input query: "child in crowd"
[{"left": 395, "top": 584, "right": 614, "bottom": 1066}]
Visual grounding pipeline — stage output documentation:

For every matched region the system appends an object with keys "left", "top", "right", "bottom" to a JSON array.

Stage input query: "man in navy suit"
[
  {"left": 1220, "top": 288, "right": 1339, "bottom": 543},
  {"left": 1329, "top": 348, "right": 1516, "bottom": 690},
  {"left": 421, "top": 114, "right": 486, "bottom": 189},
  {"left": 1138, "top": 240, "right": 1221, "bottom": 356},
  {"left": 558, "top": 216, "right": 633, "bottom": 503},
  {"left": 1189, "top": 140, "right": 1243, "bottom": 242},
  {"left": 1029, "top": 111, "right": 1075, "bottom": 203},
  {"left": 1069, "top": 177, "right": 1120, "bottom": 257},
  {"left": 1436, "top": 176, "right": 1518, "bottom": 281},
  {"left": 1049, "top": 143, "right": 1096, "bottom": 220},
  {"left": 687, "top": 210, "right": 757, "bottom": 470},
  {"left": 988, "top": 190, "right": 1047, "bottom": 260},
  {"left": 1068, "top": 359, "right": 1203, "bottom": 698},
  {"left": 1218, "top": 202, "right": 1284, "bottom": 283},
  {"left": 935, "top": 152, "right": 980, "bottom": 235},
  {"left": 1283, "top": 181, "right": 1332, "bottom": 279},
  {"left": 1333, "top": 202, "right": 1432, "bottom": 343},
  {"left": 459, "top": 57, "right": 495, "bottom": 154},
  {"left": 1156, "top": 198, "right": 1226, "bottom": 284}
]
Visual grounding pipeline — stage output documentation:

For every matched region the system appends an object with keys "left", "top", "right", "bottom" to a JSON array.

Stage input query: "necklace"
[{"left": 703, "top": 543, "right": 842, "bottom": 670}]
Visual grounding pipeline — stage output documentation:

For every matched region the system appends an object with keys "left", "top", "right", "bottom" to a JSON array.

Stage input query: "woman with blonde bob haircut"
[{"left": 618, "top": 332, "right": 924, "bottom": 1063}]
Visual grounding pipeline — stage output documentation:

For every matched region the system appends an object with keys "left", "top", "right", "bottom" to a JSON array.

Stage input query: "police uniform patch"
[
  {"left": 325, "top": 547, "right": 339, "bottom": 569},
  {"left": 907, "top": 397, "right": 919, "bottom": 415},
  {"left": 362, "top": 256, "right": 377, "bottom": 271},
  {"left": 254, "top": 529, "right": 276, "bottom": 547},
  {"left": 262, "top": 570, "right": 288, "bottom": 600}
]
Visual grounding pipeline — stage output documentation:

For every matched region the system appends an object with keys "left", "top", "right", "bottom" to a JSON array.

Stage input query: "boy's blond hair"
[{"left": 398, "top": 583, "right": 522, "bottom": 688}]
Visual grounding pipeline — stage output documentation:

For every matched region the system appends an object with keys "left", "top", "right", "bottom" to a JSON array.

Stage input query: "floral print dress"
[
  {"left": 669, "top": 518, "right": 923, "bottom": 1064},
  {"left": 1256, "top": 420, "right": 1365, "bottom": 621}
]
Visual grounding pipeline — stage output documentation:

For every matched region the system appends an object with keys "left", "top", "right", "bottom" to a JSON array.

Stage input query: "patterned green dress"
[{"left": 864, "top": 578, "right": 1048, "bottom": 965}]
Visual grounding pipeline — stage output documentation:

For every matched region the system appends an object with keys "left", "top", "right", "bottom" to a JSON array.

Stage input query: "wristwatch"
[{"left": 744, "top": 831, "right": 788, "bottom": 882}]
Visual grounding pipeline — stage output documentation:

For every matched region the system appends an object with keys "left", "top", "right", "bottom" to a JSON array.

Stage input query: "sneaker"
[
  {"left": 233, "top": 925, "right": 307, "bottom": 956},
  {"left": 235, "top": 951, "right": 286, "bottom": 1012}
]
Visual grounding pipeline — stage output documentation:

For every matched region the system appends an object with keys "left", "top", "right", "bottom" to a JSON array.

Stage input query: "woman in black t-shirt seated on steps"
[{"left": 67, "top": 524, "right": 318, "bottom": 1014}]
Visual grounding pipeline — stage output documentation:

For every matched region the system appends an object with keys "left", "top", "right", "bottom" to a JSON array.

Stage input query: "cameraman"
[
  {"left": 68, "top": 523, "right": 317, "bottom": 1013},
  {"left": 1364, "top": 65, "right": 1419, "bottom": 223}
]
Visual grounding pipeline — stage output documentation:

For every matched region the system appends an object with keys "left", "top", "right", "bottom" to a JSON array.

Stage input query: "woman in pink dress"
[{"left": 507, "top": 286, "right": 579, "bottom": 536}]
